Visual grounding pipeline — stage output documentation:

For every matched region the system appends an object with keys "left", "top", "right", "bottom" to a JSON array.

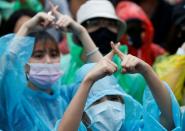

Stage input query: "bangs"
[{"left": 28, "top": 30, "right": 60, "bottom": 56}]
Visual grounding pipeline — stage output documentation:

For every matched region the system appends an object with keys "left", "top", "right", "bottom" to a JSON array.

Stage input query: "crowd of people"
[{"left": 0, "top": 0, "right": 184, "bottom": 130}]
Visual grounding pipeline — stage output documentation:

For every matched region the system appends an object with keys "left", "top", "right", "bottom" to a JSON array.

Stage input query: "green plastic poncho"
[{"left": 0, "top": 0, "right": 43, "bottom": 20}]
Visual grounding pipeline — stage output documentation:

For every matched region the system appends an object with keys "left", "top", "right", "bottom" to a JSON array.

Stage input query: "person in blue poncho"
[
  {"left": 182, "top": 111, "right": 185, "bottom": 131},
  {"left": 0, "top": 4, "right": 105, "bottom": 131},
  {"left": 69, "top": 44, "right": 181, "bottom": 131},
  {"left": 0, "top": 2, "right": 181, "bottom": 131}
]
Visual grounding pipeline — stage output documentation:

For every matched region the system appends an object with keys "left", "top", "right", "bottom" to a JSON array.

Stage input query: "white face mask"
[
  {"left": 27, "top": 63, "right": 63, "bottom": 90},
  {"left": 85, "top": 100, "right": 125, "bottom": 131}
]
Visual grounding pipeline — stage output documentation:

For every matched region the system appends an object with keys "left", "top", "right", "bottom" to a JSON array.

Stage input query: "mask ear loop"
[{"left": 24, "top": 63, "right": 30, "bottom": 81}]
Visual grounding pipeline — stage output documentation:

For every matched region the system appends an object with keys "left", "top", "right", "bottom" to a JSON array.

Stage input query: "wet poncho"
[
  {"left": 182, "top": 111, "right": 185, "bottom": 131},
  {"left": 0, "top": 34, "right": 86, "bottom": 131},
  {"left": 71, "top": 63, "right": 181, "bottom": 131},
  {"left": 116, "top": 1, "right": 166, "bottom": 65}
]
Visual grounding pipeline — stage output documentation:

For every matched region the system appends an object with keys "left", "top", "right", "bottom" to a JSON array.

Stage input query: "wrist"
[
  {"left": 140, "top": 63, "right": 152, "bottom": 76},
  {"left": 22, "top": 21, "right": 32, "bottom": 32},
  {"left": 75, "top": 25, "right": 86, "bottom": 36},
  {"left": 81, "top": 75, "right": 94, "bottom": 90}
]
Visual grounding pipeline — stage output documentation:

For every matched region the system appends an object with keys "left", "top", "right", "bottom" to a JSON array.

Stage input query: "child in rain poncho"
[
  {"left": 69, "top": 57, "right": 181, "bottom": 130},
  {"left": 0, "top": 4, "right": 102, "bottom": 131}
]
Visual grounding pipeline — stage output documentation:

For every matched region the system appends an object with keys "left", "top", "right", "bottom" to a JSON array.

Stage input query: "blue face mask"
[{"left": 85, "top": 101, "right": 125, "bottom": 131}]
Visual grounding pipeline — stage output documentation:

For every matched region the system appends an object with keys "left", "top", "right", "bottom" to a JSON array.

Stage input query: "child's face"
[
  {"left": 83, "top": 95, "right": 124, "bottom": 130},
  {"left": 29, "top": 39, "right": 60, "bottom": 64}
]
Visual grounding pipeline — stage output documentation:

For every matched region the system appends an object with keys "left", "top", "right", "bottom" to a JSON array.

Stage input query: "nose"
[{"left": 45, "top": 54, "right": 52, "bottom": 64}]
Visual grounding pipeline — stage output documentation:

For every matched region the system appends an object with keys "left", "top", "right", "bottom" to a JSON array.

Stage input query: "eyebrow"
[
  {"left": 32, "top": 50, "right": 45, "bottom": 55},
  {"left": 32, "top": 50, "right": 45, "bottom": 56},
  {"left": 49, "top": 49, "right": 58, "bottom": 52}
]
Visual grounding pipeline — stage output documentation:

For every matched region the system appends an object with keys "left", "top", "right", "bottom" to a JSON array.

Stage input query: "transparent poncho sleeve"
[
  {"left": 142, "top": 82, "right": 181, "bottom": 131},
  {"left": 0, "top": 34, "right": 16, "bottom": 130},
  {"left": 0, "top": 34, "right": 35, "bottom": 130},
  {"left": 0, "top": 33, "right": 35, "bottom": 102}
]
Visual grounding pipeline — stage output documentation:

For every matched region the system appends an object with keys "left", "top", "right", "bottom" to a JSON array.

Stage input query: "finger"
[
  {"left": 104, "top": 49, "right": 115, "bottom": 60},
  {"left": 105, "top": 64, "right": 117, "bottom": 75},
  {"left": 121, "top": 54, "right": 129, "bottom": 67},
  {"left": 105, "top": 58, "right": 118, "bottom": 71},
  {"left": 61, "top": 17, "right": 70, "bottom": 27},
  {"left": 111, "top": 42, "right": 125, "bottom": 60},
  {"left": 49, "top": 0, "right": 55, "bottom": 9},
  {"left": 63, "top": 20, "right": 71, "bottom": 29},
  {"left": 121, "top": 68, "right": 127, "bottom": 74},
  {"left": 49, "top": 0, "right": 59, "bottom": 14},
  {"left": 51, "top": 5, "right": 60, "bottom": 18},
  {"left": 47, "top": 11, "right": 55, "bottom": 19},
  {"left": 104, "top": 41, "right": 121, "bottom": 60}
]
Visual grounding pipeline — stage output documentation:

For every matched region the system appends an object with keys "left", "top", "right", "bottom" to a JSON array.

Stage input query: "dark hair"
[
  {"left": 1, "top": 9, "right": 36, "bottom": 35},
  {"left": 165, "top": 1, "right": 185, "bottom": 54},
  {"left": 108, "top": 0, "right": 120, "bottom": 7},
  {"left": 28, "top": 30, "right": 60, "bottom": 56}
]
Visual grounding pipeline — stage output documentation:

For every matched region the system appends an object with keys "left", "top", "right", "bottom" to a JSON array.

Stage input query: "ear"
[{"left": 24, "top": 63, "right": 30, "bottom": 74}]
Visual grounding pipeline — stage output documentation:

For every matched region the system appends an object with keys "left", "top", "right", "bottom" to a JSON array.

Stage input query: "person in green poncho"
[
  {"left": 61, "top": 0, "right": 147, "bottom": 103},
  {"left": 0, "top": 0, "right": 43, "bottom": 21}
]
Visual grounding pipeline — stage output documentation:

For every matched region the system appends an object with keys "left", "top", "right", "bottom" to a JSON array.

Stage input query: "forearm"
[
  {"left": 16, "top": 24, "right": 29, "bottom": 37},
  {"left": 77, "top": 27, "right": 103, "bottom": 62},
  {"left": 58, "top": 78, "right": 93, "bottom": 131},
  {"left": 142, "top": 65, "right": 174, "bottom": 129}
]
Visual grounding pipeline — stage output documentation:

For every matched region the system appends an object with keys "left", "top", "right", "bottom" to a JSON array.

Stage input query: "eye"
[
  {"left": 32, "top": 51, "right": 45, "bottom": 59},
  {"left": 92, "top": 99, "right": 102, "bottom": 106},
  {"left": 50, "top": 50, "right": 59, "bottom": 58},
  {"left": 108, "top": 95, "right": 123, "bottom": 103},
  {"left": 109, "top": 96, "right": 119, "bottom": 101}
]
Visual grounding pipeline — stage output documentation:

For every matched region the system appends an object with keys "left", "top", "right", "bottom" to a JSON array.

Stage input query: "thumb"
[
  {"left": 104, "top": 43, "right": 116, "bottom": 60},
  {"left": 49, "top": 1, "right": 61, "bottom": 17}
]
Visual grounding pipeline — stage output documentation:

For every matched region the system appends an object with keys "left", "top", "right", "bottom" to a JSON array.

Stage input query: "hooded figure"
[
  {"left": 71, "top": 63, "right": 181, "bottom": 131},
  {"left": 0, "top": 33, "right": 86, "bottom": 131},
  {"left": 116, "top": 1, "right": 165, "bottom": 65}
]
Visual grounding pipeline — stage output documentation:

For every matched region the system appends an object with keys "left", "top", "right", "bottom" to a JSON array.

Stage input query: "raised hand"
[
  {"left": 49, "top": 2, "right": 84, "bottom": 34},
  {"left": 85, "top": 46, "right": 118, "bottom": 83},
  {"left": 25, "top": 12, "right": 55, "bottom": 30},
  {"left": 17, "top": 12, "right": 55, "bottom": 36},
  {"left": 111, "top": 42, "right": 150, "bottom": 74}
]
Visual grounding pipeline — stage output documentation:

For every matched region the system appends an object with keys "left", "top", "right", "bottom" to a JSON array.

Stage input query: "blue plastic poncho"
[
  {"left": 0, "top": 34, "right": 86, "bottom": 131},
  {"left": 182, "top": 111, "right": 185, "bottom": 131},
  {"left": 71, "top": 63, "right": 181, "bottom": 131},
  {"left": 142, "top": 81, "right": 181, "bottom": 131}
]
